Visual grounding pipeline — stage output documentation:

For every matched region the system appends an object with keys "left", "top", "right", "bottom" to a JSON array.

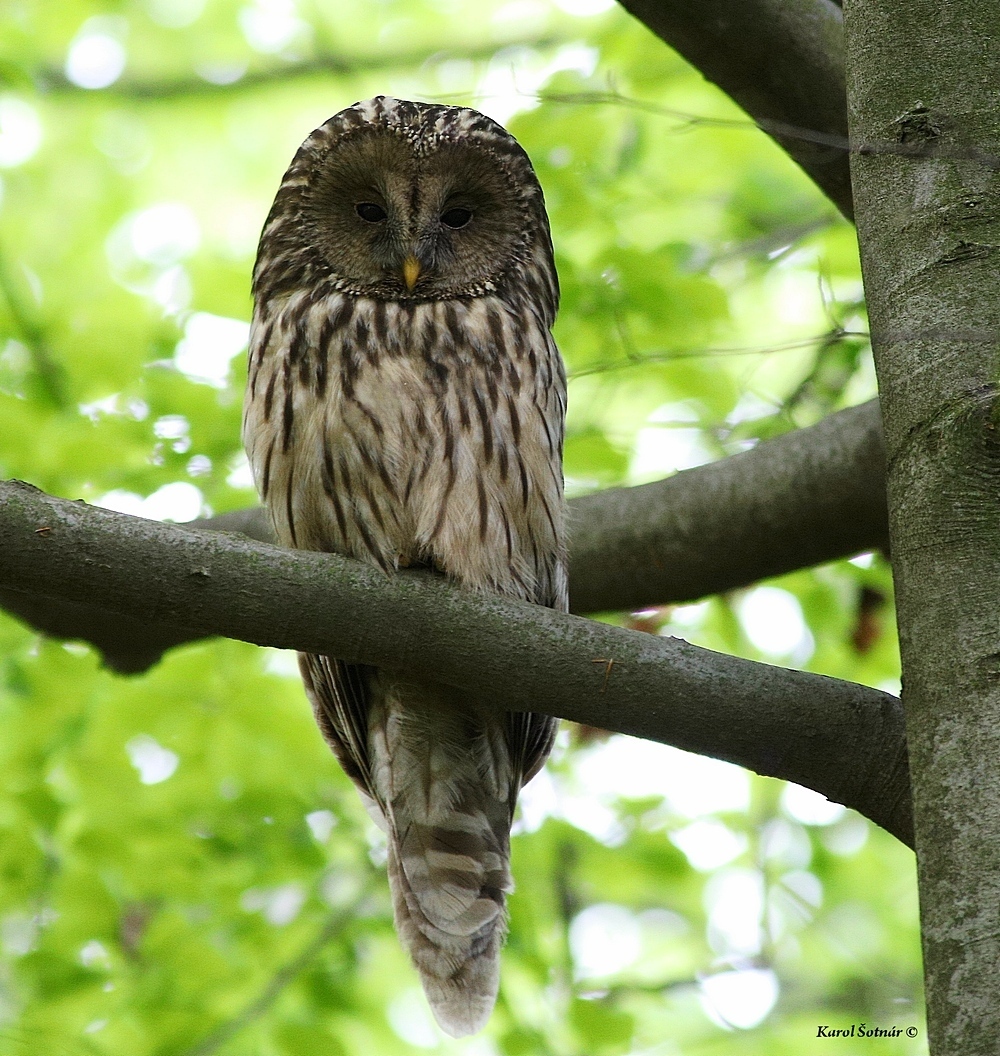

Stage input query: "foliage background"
[{"left": 0, "top": 0, "right": 923, "bottom": 1053}]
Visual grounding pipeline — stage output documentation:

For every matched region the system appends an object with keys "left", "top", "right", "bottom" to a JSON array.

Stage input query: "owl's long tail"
[{"left": 370, "top": 683, "right": 516, "bottom": 1039}]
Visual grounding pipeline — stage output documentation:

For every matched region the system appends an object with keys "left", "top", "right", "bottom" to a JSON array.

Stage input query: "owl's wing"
[
  {"left": 504, "top": 507, "right": 566, "bottom": 791},
  {"left": 298, "top": 653, "right": 376, "bottom": 797},
  {"left": 507, "top": 711, "right": 558, "bottom": 788}
]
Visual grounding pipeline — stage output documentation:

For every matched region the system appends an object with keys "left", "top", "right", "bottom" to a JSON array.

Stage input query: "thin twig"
[
  {"left": 34, "top": 36, "right": 567, "bottom": 99},
  {"left": 541, "top": 88, "right": 1000, "bottom": 171},
  {"left": 567, "top": 329, "right": 868, "bottom": 379}
]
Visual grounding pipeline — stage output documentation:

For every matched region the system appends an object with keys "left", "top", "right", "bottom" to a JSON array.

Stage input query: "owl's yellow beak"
[{"left": 402, "top": 255, "right": 422, "bottom": 291}]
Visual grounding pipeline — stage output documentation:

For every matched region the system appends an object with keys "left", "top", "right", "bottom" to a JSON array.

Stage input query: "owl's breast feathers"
[
  {"left": 243, "top": 284, "right": 565, "bottom": 1037},
  {"left": 244, "top": 288, "right": 568, "bottom": 609}
]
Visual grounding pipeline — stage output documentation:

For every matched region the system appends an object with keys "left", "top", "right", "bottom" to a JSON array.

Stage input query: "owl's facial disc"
[{"left": 303, "top": 129, "right": 529, "bottom": 299}]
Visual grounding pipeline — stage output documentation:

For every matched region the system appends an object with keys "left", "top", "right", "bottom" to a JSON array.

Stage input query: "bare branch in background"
[
  {"left": 616, "top": 0, "right": 852, "bottom": 219},
  {"left": 33, "top": 37, "right": 567, "bottom": 99}
]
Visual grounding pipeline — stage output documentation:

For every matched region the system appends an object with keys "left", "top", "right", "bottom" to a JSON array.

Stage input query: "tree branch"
[
  {"left": 204, "top": 399, "right": 889, "bottom": 618},
  {"left": 33, "top": 37, "right": 566, "bottom": 99},
  {"left": 0, "top": 401, "right": 889, "bottom": 669},
  {"left": 0, "top": 479, "right": 911, "bottom": 846},
  {"left": 615, "top": 0, "right": 852, "bottom": 219},
  {"left": 569, "top": 399, "right": 887, "bottom": 613}
]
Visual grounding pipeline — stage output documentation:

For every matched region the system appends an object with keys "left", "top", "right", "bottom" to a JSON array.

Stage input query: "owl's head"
[{"left": 254, "top": 97, "right": 556, "bottom": 312}]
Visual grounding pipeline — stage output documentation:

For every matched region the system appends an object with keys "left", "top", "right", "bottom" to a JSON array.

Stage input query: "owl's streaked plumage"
[{"left": 243, "top": 96, "right": 566, "bottom": 1037}]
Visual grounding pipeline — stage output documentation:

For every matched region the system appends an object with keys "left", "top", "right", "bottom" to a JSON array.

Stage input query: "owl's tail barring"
[
  {"left": 367, "top": 683, "right": 516, "bottom": 1038},
  {"left": 387, "top": 804, "right": 511, "bottom": 1037}
]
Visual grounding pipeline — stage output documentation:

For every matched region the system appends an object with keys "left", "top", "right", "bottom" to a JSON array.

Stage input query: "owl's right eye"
[{"left": 355, "top": 202, "right": 387, "bottom": 223}]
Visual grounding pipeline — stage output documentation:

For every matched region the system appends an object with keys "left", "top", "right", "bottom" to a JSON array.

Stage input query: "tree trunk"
[{"left": 845, "top": 2, "right": 1000, "bottom": 1050}]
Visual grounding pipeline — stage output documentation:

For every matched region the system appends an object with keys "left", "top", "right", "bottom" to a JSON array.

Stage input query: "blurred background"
[{"left": 0, "top": 1, "right": 922, "bottom": 1053}]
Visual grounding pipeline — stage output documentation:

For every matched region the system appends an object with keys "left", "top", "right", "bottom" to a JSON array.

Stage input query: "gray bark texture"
[
  {"left": 0, "top": 479, "right": 912, "bottom": 845},
  {"left": 0, "top": 400, "right": 889, "bottom": 667},
  {"left": 617, "top": 0, "right": 852, "bottom": 219},
  {"left": 845, "top": 1, "right": 1000, "bottom": 1050},
  {"left": 569, "top": 399, "right": 887, "bottom": 612}
]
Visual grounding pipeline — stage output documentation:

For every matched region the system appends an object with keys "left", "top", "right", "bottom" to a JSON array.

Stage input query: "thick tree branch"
[
  {"left": 0, "top": 479, "right": 911, "bottom": 846},
  {"left": 569, "top": 399, "right": 887, "bottom": 613},
  {"left": 0, "top": 401, "right": 889, "bottom": 669},
  {"left": 207, "top": 398, "right": 889, "bottom": 616},
  {"left": 616, "top": 0, "right": 852, "bottom": 219}
]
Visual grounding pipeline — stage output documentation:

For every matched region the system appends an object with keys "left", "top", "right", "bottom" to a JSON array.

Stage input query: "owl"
[{"left": 243, "top": 96, "right": 567, "bottom": 1037}]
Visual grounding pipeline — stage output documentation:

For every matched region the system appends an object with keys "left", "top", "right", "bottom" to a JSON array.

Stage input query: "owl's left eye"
[
  {"left": 441, "top": 207, "right": 473, "bottom": 229},
  {"left": 356, "top": 202, "right": 387, "bottom": 223}
]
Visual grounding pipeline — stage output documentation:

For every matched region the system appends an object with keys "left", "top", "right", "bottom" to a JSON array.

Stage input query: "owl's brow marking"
[{"left": 408, "top": 172, "right": 421, "bottom": 220}]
